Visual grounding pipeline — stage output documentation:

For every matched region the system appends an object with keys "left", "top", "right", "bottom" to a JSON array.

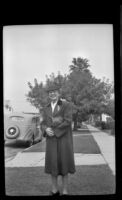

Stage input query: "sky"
[{"left": 3, "top": 24, "right": 114, "bottom": 112}]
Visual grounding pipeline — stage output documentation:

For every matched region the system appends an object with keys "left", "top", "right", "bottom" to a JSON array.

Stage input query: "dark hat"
[{"left": 46, "top": 84, "right": 61, "bottom": 92}]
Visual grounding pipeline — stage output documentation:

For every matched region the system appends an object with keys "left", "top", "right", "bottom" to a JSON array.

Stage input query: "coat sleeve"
[
  {"left": 57, "top": 102, "right": 72, "bottom": 129},
  {"left": 41, "top": 109, "right": 48, "bottom": 137}
]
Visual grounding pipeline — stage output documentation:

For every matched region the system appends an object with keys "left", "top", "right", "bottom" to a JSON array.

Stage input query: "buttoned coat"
[{"left": 41, "top": 99, "right": 76, "bottom": 176}]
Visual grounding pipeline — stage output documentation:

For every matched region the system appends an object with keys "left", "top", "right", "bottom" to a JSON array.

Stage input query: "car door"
[{"left": 32, "top": 116, "right": 42, "bottom": 142}]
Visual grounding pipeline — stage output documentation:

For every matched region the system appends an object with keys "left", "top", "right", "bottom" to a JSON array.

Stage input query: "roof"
[{"left": 4, "top": 112, "right": 40, "bottom": 119}]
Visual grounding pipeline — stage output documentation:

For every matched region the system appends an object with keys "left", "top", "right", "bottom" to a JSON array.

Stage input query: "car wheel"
[
  {"left": 6, "top": 125, "right": 20, "bottom": 139},
  {"left": 28, "top": 134, "right": 34, "bottom": 147}
]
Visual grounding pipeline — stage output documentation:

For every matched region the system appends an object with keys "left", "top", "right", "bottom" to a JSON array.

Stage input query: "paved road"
[{"left": 5, "top": 142, "right": 28, "bottom": 160}]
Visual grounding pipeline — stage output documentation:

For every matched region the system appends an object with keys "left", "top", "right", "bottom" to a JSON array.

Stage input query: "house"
[{"left": 4, "top": 100, "right": 13, "bottom": 114}]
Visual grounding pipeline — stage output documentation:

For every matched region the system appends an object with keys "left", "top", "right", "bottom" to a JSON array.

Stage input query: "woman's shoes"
[
  {"left": 49, "top": 191, "right": 69, "bottom": 196},
  {"left": 49, "top": 191, "right": 60, "bottom": 196}
]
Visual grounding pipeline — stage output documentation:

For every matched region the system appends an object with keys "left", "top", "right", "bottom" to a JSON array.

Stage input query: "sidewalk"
[{"left": 87, "top": 124, "right": 115, "bottom": 175}]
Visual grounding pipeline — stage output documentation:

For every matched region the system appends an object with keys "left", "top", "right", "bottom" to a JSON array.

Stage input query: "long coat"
[{"left": 41, "top": 99, "right": 76, "bottom": 176}]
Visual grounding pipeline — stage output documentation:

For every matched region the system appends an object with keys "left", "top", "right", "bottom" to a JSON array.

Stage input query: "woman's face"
[{"left": 48, "top": 90, "right": 60, "bottom": 101}]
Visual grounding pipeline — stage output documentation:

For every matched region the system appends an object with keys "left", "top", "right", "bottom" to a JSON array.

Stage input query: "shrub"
[
  {"left": 95, "top": 121, "right": 101, "bottom": 127},
  {"left": 95, "top": 120, "right": 115, "bottom": 132},
  {"left": 108, "top": 121, "right": 115, "bottom": 129},
  {"left": 101, "top": 121, "right": 107, "bottom": 129},
  {"left": 77, "top": 122, "right": 81, "bottom": 128},
  {"left": 101, "top": 120, "right": 115, "bottom": 130},
  {"left": 111, "top": 128, "right": 115, "bottom": 135}
]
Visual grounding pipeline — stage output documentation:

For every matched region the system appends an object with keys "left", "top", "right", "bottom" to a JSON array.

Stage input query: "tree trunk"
[
  {"left": 73, "top": 118, "right": 78, "bottom": 131},
  {"left": 73, "top": 111, "right": 79, "bottom": 131},
  {"left": 100, "top": 114, "right": 102, "bottom": 122}
]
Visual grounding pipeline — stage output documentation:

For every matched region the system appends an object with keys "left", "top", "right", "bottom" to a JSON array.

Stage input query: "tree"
[
  {"left": 85, "top": 77, "right": 114, "bottom": 122},
  {"left": 63, "top": 58, "right": 114, "bottom": 128},
  {"left": 104, "top": 99, "right": 114, "bottom": 119},
  {"left": 26, "top": 57, "right": 114, "bottom": 129},
  {"left": 62, "top": 57, "right": 93, "bottom": 129},
  {"left": 45, "top": 71, "right": 67, "bottom": 91},
  {"left": 26, "top": 78, "right": 48, "bottom": 111},
  {"left": 26, "top": 73, "right": 68, "bottom": 112}
]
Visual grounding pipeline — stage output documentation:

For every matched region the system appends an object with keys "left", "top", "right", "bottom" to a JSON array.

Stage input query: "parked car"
[{"left": 4, "top": 112, "right": 43, "bottom": 146}]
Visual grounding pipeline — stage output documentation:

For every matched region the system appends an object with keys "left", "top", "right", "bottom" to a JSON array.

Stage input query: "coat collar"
[
  {"left": 46, "top": 99, "right": 63, "bottom": 117},
  {"left": 46, "top": 98, "right": 63, "bottom": 107}
]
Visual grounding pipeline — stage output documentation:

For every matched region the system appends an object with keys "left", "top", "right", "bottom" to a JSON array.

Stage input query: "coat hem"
[{"left": 44, "top": 170, "right": 76, "bottom": 176}]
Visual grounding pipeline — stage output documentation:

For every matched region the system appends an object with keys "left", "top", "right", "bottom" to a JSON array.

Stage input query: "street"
[{"left": 5, "top": 141, "right": 30, "bottom": 160}]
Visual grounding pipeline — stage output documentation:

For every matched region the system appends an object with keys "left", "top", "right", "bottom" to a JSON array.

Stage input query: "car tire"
[
  {"left": 5, "top": 125, "right": 20, "bottom": 139},
  {"left": 28, "top": 134, "right": 34, "bottom": 147}
]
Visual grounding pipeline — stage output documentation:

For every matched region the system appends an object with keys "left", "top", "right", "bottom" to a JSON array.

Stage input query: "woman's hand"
[{"left": 46, "top": 127, "right": 54, "bottom": 137}]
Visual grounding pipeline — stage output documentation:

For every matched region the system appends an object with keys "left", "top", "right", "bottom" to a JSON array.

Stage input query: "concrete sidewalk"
[{"left": 87, "top": 124, "right": 115, "bottom": 175}]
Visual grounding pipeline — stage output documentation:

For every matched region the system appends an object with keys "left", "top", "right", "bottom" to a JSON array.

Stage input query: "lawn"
[
  {"left": 25, "top": 130, "right": 101, "bottom": 154},
  {"left": 5, "top": 165, "right": 115, "bottom": 196},
  {"left": 73, "top": 134, "right": 101, "bottom": 154},
  {"left": 25, "top": 131, "right": 101, "bottom": 154}
]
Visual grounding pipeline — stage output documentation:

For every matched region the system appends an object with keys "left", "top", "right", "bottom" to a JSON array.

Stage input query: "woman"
[{"left": 41, "top": 85, "right": 76, "bottom": 196}]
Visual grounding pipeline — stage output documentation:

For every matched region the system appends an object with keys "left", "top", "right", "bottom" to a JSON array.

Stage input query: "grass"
[
  {"left": 5, "top": 165, "right": 115, "bottom": 196},
  {"left": 25, "top": 130, "right": 101, "bottom": 154},
  {"left": 73, "top": 129, "right": 89, "bottom": 133},
  {"left": 73, "top": 134, "right": 101, "bottom": 153},
  {"left": 101, "top": 129, "right": 113, "bottom": 135}
]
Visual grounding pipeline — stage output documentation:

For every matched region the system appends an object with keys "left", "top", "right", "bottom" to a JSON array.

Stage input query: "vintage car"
[{"left": 4, "top": 112, "right": 43, "bottom": 146}]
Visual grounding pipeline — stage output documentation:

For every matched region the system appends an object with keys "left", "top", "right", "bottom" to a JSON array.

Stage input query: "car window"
[
  {"left": 32, "top": 117, "right": 40, "bottom": 124},
  {"left": 32, "top": 117, "right": 37, "bottom": 123},
  {"left": 10, "top": 116, "right": 24, "bottom": 121}
]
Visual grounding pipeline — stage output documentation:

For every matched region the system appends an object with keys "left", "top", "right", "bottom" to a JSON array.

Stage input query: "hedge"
[{"left": 95, "top": 120, "right": 115, "bottom": 132}]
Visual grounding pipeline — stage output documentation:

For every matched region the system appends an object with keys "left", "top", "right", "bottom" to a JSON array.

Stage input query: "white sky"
[{"left": 3, "top": 24, "right": 114, "bottom": 112}]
